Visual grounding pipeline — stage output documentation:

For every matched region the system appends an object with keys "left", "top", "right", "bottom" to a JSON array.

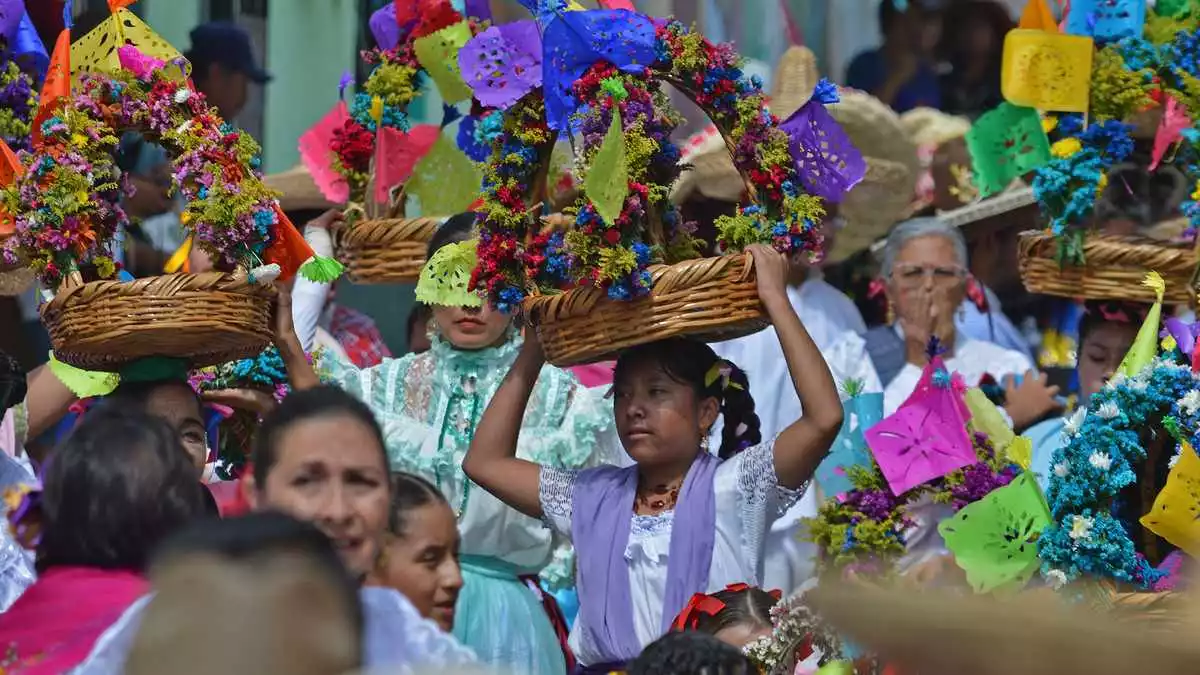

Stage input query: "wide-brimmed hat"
[
  {"left": 263, "top": 164, "right": 336, "bottom": 213},
  {"left": 0, "top": 243, "right": 34, "bottom": 296}
]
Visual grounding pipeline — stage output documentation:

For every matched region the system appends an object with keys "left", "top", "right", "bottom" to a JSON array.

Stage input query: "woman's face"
[
  {"left": 1078, "top": 323, "right": 1138, "bottom": 405},
  {"left": 370, "top": 501, "right": 463, "bottom": 632},
  {"left": 253, "top": 414, "right": 391, "bottom": 578},
  {"left": 887, "top": 234, "right": 968, "bottom": 341},
  {"left": 612, "top": 361, "right": 719, "bottom": 468},
  {"left": 144, "top": 382, "right": 209, "bottom": 473},
  {"left": 431, "top": 303, "right": 511, "bottom": 350}
]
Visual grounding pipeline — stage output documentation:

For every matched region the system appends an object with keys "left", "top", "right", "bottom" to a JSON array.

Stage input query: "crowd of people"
[{"left": 0, "top": 0, "right": 1191, "bottom": 673}]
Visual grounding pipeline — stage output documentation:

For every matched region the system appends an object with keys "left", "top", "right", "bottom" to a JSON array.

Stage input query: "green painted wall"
[{"left": 142, "top": 0, "right": 202, "bottom": 49}]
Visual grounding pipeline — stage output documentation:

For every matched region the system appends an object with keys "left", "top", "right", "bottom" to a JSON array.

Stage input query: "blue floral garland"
[{"left": 1038, "top": 355, "right": 1200, "bottom": 588}]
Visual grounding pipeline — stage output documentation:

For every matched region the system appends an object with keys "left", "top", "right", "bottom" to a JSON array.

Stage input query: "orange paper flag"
[
  {"left": 108, "top": 0, "right": 138, "bottom": 9},
  {"left": 374, "top": 124, "right": 440, "bottom": 204},
  {"left": 262, "top": 203, "right": 316, "bottom": 283},
  {"left": 1019, "top": 0, "right": 1057, "bottom": 32},
  {"left": 33, "top": 26, "right": 70, "bottom": 147}
]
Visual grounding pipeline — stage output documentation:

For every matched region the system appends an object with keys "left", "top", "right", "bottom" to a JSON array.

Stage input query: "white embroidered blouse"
[{"left": 537, "top": 441, "right": 802, "bottom": 666}]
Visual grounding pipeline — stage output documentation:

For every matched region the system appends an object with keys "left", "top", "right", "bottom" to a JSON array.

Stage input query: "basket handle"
[{"left": 737, "top": 248, "right": 755, "bottom": 283}]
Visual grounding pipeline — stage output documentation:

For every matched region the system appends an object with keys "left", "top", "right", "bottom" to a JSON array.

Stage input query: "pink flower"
[{"left": 118, "top": 46, "right": 166, "bottom": 81}]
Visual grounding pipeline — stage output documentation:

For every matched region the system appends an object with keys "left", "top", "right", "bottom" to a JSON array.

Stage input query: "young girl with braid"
[{"left": 463, "top": 245, "right": 844, "bottom": 673}]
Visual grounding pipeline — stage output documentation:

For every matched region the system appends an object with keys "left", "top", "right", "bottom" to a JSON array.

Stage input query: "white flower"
[
  {"left": 1053, "top": 462, "right": 1070, "bottom": 478},
  {"left": 1063, "top": 407, "right": 1087, "bottom": 436},
  {"left": 1088, "top": 452, "right": 1112, "bottom": 471},
  {"left": 1170, "top": 450, "right": 1182, "bottom": 469},
  {"left": 175, "top": 120, "right": 193, "bottom": 135},
  {"left": 1106, "top": 372, "right": 1128, "bottom": 390},
  {"left": 174, "top": 88, "right": 193, "bottom": 103},
  {"left": 1045, "top": 569, "right": 1069, "bottom": 589},
  {"left": 1129, "top": 377, "right": 1149, "bottom": 392},
  {"left": 1178, "top": 390, "right": 1200, "bottom": 416},
  {"left": 1069, "top": 515, "right": 1094, "bottom": 541},
  {"left": 1095, "top": 402, "right": 1120, "bottom": 420}
]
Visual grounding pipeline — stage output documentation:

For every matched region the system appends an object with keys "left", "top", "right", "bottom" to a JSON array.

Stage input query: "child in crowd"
[
  {"left": 672, "top": 584, "right": 779, "bottom": 649},
  {"left": 370, "top": 472, "right": 464, "bottom": 633},
  {"left": 463, "top": 245, "right": 843, "bottom": 672}
]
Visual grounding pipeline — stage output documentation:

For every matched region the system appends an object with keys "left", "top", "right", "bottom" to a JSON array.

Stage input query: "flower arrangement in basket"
[
  {"left": 0, "top": 3, "right": 339, "bottom": 371},
  {"left": 299, "top": 0, "right": 490, "bottom": 283},
  {"left": 463, "top": 2, "right": 867, "bottom": 366},
  {"left": 804, "top": 362, "right": 1038, "bottom": 594},
  {"left": 968, "top": 0, "right": 1200, "bottom": 303},
  {"left": 0, "top": 3, "right": 43, "bottom": 296},
  {"left": 190, "top": 345, "right": 330, "bottom": 480}
]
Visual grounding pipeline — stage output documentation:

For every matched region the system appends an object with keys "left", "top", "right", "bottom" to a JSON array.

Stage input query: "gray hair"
[{"left": 879, "top": 217, "right": 968, "bottom": 279}]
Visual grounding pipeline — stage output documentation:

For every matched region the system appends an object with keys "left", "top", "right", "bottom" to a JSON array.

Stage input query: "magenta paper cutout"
[
  {"left": 299, "top": 101, "right": 353, "bottom": 203},
  {"left": 458, "top": 20, "right": 544, "bottom": 109},
  {"left": 865, "top": 365, "right": 976, "bottom": 496},
  {"left": 780, "top": 101, "right": 866, "bottom": 203},
  {"left": 118, "top": 45, "right": 165, "bottom": 80},
  {"left": 1151, "top": 96, "right": 1190, "bottom": 171},
  {"left": 374, "top": 124, "right": 440, "bottom": 204}
]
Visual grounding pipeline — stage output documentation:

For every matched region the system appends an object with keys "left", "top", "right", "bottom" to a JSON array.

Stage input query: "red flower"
[
  {"left": 331, "top": 120, "right": 374, "bottom": 172},
  {"left": 410, "top": 1, "right": 462, "bottom": 40}
]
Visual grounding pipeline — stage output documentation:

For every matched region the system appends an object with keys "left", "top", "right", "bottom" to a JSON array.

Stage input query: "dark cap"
[{"left": 184, "top": 21, "right": 272, "bottom": 84}]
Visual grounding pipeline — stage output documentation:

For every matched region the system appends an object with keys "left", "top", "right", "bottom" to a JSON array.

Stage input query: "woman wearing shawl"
[
  {"left": 0, "top": 406, "right": 206, "bottom": 674},
  {"left": 462, "top": 245, "right": 844, "bottom": 672},
  {"left": 283, "top": 212, "right": 620, "bottom": 674}
]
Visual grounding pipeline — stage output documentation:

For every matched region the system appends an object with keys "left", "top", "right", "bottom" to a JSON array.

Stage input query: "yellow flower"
[
  {"left": 71, "top": 132, "right": 89, "bottom": 147},
  {"left": 1050, "top": 138, "right": 1082, "bottom": 158},
  {"left": 180, "top": 210, "right": 192, "bottom": 225},
  {"left": 94, "top": 256, "right": 115, "bottom": 278},
  {"left": 370, "top": 95, "right": 384, "bottom": 126},
  {"left": 1191, "top": 180, "right": 1200, "bottom": 202},
  {"left": 1164, "top": 335, "right": 1179, "bottom": 352},
  {"left": 1096, "top": 173, "right": 1108, "bottom": 194},
  {"left": 1041, "top": 116, "right": 1058, "bottom": 134}
]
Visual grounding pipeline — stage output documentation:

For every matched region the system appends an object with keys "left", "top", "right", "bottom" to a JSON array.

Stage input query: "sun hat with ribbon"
[{"left": 263, "top": 164, "right": 337, "bottom": 214}]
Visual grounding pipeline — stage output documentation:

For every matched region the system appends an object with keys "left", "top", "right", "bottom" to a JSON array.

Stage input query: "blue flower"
[{"left": 812, "top": 78, "right": 840, "bottom": 105}]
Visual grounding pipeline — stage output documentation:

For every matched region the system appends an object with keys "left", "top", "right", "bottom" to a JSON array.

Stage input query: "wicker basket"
[
  {"left": 525, "top": 253, "right": 766, "bottom": 367},
  {"left": 336, "top": 216, "right": 442, "bottom": 283},
  {"left": 1018, "top": 231, "right": 1196, "bottom": 304},
  {"left": 42, "top": 272, "right": 276, "bottom": 371}
]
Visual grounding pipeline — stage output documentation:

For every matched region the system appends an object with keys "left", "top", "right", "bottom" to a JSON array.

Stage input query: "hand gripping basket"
[{"left": 526, "top": 252, "right": 766, "bottom": 367}]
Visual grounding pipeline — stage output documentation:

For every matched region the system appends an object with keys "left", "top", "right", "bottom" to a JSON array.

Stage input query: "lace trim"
[
  {"left": 539, "top": 466, "right": 578, "bottom": 534},
  {"left": 735, "top": 439, "right": 795, "bottom": 584},
  {"left": 630, "top": 511, "right": 674, "bottom": 538}
]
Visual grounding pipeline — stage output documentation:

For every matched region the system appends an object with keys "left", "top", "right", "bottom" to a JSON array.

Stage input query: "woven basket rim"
[{"left": 938, "top": 186, "right": 1037, "bottom": 229}]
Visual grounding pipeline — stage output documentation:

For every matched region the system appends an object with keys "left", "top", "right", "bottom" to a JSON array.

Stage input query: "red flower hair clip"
[{"left": 671, "top": 584, "right": 783, "bottom": 631}]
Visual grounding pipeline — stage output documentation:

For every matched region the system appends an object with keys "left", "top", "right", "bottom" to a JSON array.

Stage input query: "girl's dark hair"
[
  {"left": 387, "top": 472, "right": 448, "bottom": 536},
  {"left": 38, "top": 407, "right": 206, "bottom": 573},
  {"left": 678, "top": 586, "right": 778, "bottom": 636},
  {"left": 614, "top": 338, "right": 762, "bottom": 459},
  {"left": 426, "top": 212, "right": 477, "bottom": 259},
  {"left": 0, "top": 351, "right": 26, "bottom": 415},
  {"left": 629, "top": 631, "right": 755, "bottom": 675},
  {"left": 252, "top": 386, "right": 388, "bottom": 488},
  {"left": 152, "top": 512, "right": 362, "bottom": 634},
  {"left": 1079, "top": 301, "right": 1145, "bottom": 346}
]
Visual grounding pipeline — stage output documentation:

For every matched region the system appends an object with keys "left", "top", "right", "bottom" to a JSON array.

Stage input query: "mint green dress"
[{"left": 326, "top": 331, "right": 620, "bottom": 675}]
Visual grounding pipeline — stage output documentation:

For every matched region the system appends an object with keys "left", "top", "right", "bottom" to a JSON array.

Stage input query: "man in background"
[{"left": 120, "top": 22, "right": 272, "bottom": 276}]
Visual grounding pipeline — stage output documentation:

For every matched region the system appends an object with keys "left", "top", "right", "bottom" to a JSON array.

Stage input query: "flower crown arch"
[
  {"left": 470, "top": 17, "right": 835, "bottom": 313},
  {"left": 0, "top": 37, "right": 334, "bottom": 369}
]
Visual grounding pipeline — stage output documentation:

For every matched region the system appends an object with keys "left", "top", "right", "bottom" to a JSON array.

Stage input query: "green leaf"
[{"left": 585, "top": 108, "right": 629, "bottom": 227}]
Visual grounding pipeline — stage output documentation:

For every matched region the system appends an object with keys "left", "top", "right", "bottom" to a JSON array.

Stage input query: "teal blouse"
[{"left": 327, "top": 330, "right": 620, "bottom": 584}]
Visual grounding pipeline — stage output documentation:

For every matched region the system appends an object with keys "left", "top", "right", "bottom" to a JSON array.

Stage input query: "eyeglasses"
[{"left": 891, "top": 263, "right": 967, "bottom": 288}]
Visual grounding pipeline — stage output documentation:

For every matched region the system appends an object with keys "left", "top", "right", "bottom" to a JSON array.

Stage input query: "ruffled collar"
[{"left": 428, "top": 329, "right": 522, "bottom": 373}]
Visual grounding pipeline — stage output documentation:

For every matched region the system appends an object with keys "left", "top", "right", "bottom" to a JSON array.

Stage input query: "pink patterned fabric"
[
  {"left": 0, "top": 567, "right": 148, "bottom": 674},
  {"left": 329, "top": 305, "right": 393, "bottom": 369},
  {"left": 569, "top": 362, "right": 614, "bottom": 389}
]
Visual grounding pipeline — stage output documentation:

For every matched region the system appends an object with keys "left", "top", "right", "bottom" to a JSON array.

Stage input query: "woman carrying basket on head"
[
  {"left": 461, "top": 244, "right": 844, "bottom": 673},
  {"left": 278, "top": 211, "right": 623, "bottom": 675}
]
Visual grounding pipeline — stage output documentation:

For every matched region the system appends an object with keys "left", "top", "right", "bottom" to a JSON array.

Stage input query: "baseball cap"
[{"left": 184, "top": 21, "right": 272, "bottom": 84}]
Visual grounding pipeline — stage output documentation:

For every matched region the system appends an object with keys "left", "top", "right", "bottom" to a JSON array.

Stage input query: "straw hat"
[
  {"left": 0, "top": 244, "right": 34, "bottom": 296},
  {"left": 900, "top": 107, "right": 972, "bottom": 149},
  {"left": 264, "top": 164, "right": 336, "bottom": 213},
  {"left": 825, "top": 91, "right": 920, "bottom": 263}
]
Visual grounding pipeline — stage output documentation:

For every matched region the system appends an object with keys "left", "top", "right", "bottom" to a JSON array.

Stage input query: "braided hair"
[{"left": 613, "top": 338, "right": 762, "bottom": 459}]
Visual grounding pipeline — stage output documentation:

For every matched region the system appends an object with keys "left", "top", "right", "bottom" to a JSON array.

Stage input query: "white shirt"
[
  {"left": 883, "top": 335, "right": 1033, "bottom": 415},
  {"left": 72, "top": 587, "right": 476, "bottom": 674},
  {"left": 538, "top": 441, "right": 801, "bottom": 666}
]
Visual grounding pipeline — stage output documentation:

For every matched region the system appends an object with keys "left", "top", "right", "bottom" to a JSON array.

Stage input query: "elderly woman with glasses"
[{"left": 870, "top": 218, "right": 1061, "bottom": 426}]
